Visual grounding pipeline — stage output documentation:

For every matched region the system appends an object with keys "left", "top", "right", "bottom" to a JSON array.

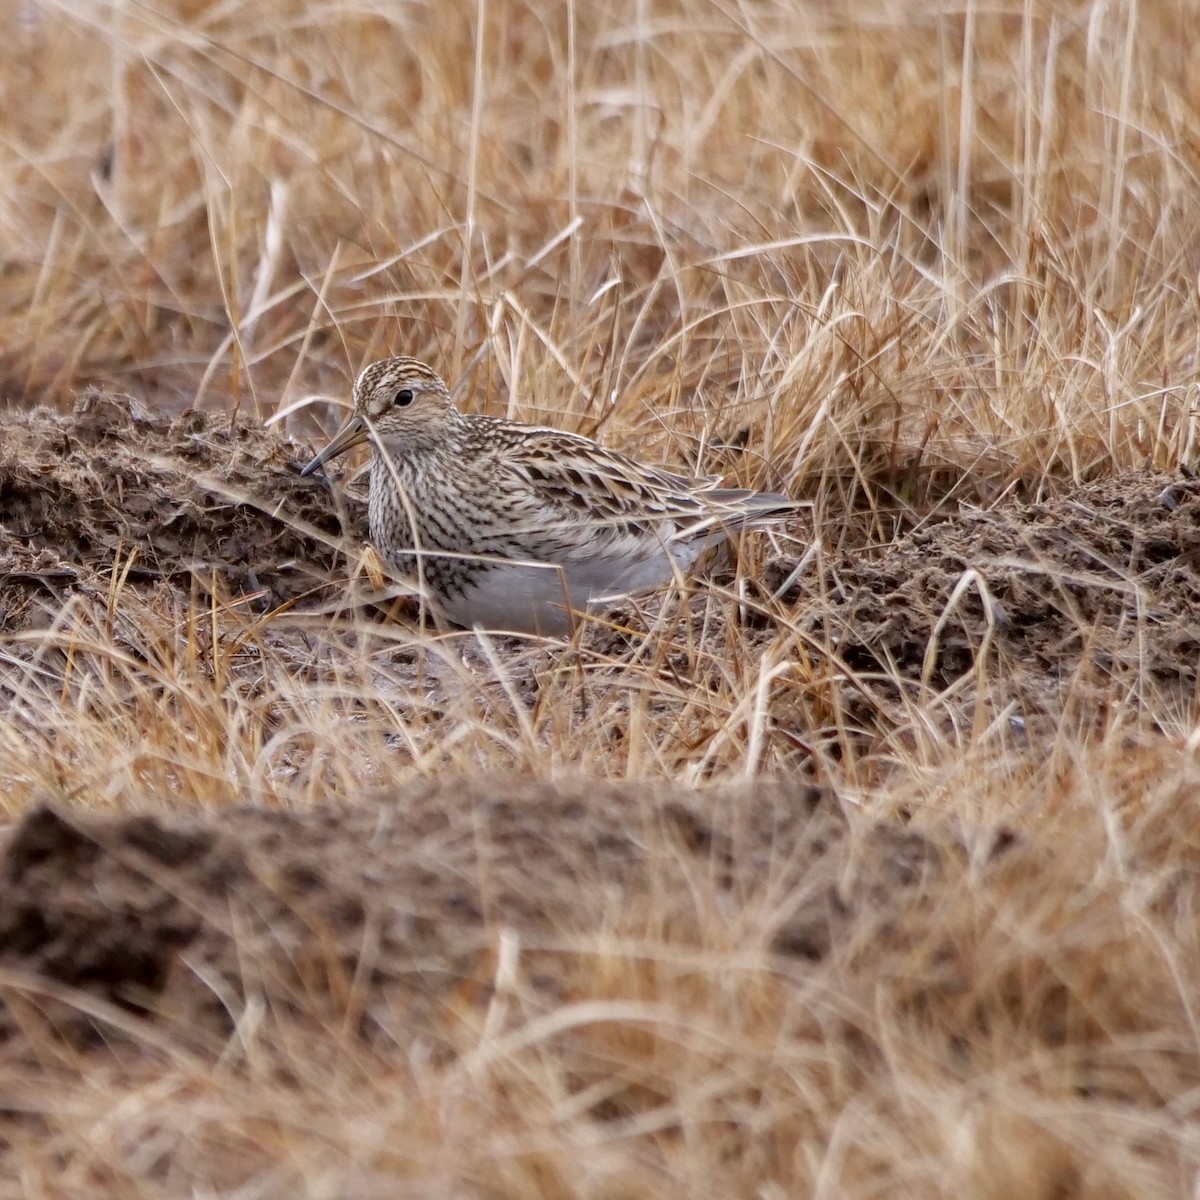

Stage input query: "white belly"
[
  {"left": 435, "top": 561, "right": 574, "bottom": 635},
  {"left": 434, "top": 541, "right": 710, "bottom": 636}
]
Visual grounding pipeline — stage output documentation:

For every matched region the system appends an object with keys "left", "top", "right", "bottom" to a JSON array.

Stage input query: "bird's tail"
[
  {"left": 668, "top": 489, "right": 803, "bottom": 543},
  {"left": 705, "top": 488, "right": 804, "bottom": 527}
]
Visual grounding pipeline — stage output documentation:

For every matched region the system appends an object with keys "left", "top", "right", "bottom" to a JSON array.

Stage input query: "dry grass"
[{"left": 2, "top": 0, "right": 1200, "bottom": 1194}]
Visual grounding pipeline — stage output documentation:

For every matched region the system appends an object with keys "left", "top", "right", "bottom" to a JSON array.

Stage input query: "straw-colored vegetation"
[{"left": 2, "top": 0, "right": 1200, "bottom": 1194}]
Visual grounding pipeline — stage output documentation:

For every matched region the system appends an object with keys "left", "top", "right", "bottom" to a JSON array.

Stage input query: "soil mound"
[
  {"left": 765, "top": 470, "right": 1200, "bottom": 718},
  {"left": 0, "top": 390, "right": 365, "bottom": 628},
  {"left": 0, "top": 776, "right": 949, "bottom": 1051}
]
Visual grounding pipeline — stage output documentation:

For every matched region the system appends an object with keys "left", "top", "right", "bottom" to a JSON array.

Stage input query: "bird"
[{"left": 300, "top": 356, "right": 802, "bottom": 636}]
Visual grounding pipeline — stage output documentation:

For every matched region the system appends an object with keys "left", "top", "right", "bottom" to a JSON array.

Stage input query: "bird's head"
[{"left": 300, "top": 356, "right": 457, "bottom": 476}]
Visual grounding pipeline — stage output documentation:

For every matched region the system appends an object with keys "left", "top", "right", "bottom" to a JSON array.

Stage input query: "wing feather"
[
  {"left": 502, "top": 428, "right": 717, "bottom": 522},
  {"left": 474, "top": 420, "right": 800, "bottom": 559}
]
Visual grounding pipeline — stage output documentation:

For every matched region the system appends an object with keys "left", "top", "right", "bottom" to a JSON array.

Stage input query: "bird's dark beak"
[{"left": 300, "top": 413, "right": 368, "bottom": 476}]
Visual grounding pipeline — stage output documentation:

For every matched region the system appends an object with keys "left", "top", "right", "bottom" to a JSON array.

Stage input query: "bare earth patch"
[{"left": 0, "top": 390, "right": 366, "bottom": 626}]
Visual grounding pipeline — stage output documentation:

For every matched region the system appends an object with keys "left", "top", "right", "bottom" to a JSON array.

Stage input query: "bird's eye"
[{"left": 395, "top": 388, "right": 415, "bottom": 407}]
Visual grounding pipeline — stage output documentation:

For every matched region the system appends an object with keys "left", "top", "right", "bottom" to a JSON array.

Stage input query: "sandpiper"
[{"left": 300, "top": 357, "right": 802, "bottom": 636}]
